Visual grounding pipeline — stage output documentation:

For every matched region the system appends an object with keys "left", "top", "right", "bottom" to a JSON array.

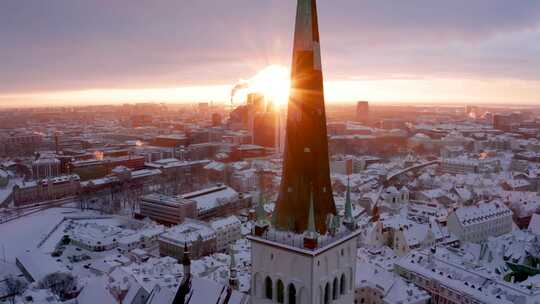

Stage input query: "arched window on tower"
[
  {"left": 340, "top": 274, "right": 346, "bottom": 295},
  {"left": 265, "top": 277, "right": 273, "bottom": 299},
  {"left": 333, "top": 277, "right": 339, "bottom": 300},
  {"left": 324, "top": 283, "right": 330, "bottom": 304},
  {"left": 277, "top": 280, "right": 284, "bottom": 303},
  {"left": 288, "top": 283, "right": 297, "bottom": 304}
]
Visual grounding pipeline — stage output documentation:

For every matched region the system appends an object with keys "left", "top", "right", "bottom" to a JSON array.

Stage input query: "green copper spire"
[
  {"left": 229, "top": 246, "right": 236, "bottom": 269},
  {"left": 256, "top": 194, "right": 267, "bottom": 223},
  {"left": 344, "top": 177, "right": 353, "bottom": 222},
  {"left": 307, "top": 190, "right": 317, "bottom": 236}
]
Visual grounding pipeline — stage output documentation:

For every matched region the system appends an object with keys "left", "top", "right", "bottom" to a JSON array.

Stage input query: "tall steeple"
[
  {"left": 248, "top": 3, "right": 360, "bottom": 303},
  {"left": 344, "top": 177, "right": 354, "bottom": 229},
  {"left": 182, "top": 242, "right": 191, "bottom": 277},
  {"left": 274, "top": 0, "right": 336, "bottom": 234},
  {"left": 228, "top": 247, "right": 239, "bottom": 291}
]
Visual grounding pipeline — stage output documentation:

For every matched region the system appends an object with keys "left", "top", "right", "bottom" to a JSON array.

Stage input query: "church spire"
[
  {"left": 344, "top": 177, "right": 355, "bottom": 230},
  {"left": 228, "top": 246, "right": 239, "bottom": 291},
  {"left": 256, "top": 194, "right": 267, "bottom": 224},
  {"left": 303, "top": 189, "right": 319, "bottom": 249},
  {"left": 274, "top": 0, "right": 336, "bottom": 234},
  {"left": 307, "top": 190, "right": 317, "bottom": 236},
  {"left": 182, "top": 242, "right": 191, "bottom": 277}
]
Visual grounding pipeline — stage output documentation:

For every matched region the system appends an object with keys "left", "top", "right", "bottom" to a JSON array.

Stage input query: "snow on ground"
[{"left": 0, "top": 207, "right": 99, "bottom": 262}]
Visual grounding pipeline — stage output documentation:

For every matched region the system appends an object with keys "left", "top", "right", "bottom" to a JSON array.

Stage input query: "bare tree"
[
  {"left": 38, "top": 272, "right": 78, "bottom": 301},
  {"left": 4, "top": 275, "right": 27, "bottom": 304}
]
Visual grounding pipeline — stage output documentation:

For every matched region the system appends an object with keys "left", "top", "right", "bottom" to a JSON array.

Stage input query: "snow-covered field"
[{"left": 0, "top": 207, "right": 99, "bottom": 262}]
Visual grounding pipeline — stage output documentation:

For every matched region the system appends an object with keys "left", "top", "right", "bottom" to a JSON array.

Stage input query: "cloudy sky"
[{"left": 1, "top": 0, "right": 540, "bottom": 106}]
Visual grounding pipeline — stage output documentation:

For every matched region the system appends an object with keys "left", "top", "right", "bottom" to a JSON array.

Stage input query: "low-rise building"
[
  {"left": 395, "top": 244, "right": 540, "bottom": 304},
  {"left": 12, "top": 174, "right": 80, "bottom": 206},
  {"left": 210, "top": 216, "right": 242, "bottom": 252},
  {"left": 181, "top": 184, "right": 251, "bottom": 220},
  {"left": 440, "top": 157, "right": 501, "bottom": 175},
  {"left": 158, "top": 219, "right": 217, "bottom": 260},
  {"left": 355, "top": 261, "right": 430, "bottom": 304},
  {"left": 447, "top": 201, "right": 513, "bottom": 243},
  {"left": 139, "top": 193, "right": 197, "bottom": 226},
  {"left": 32, "top": 157, "right": 61, "bottom": 179}
]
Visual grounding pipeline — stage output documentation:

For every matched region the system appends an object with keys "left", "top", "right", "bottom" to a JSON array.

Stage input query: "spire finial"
[
  {"left": 256, "top": 194, "right": 267, "bottom": 224},
  {"left": 344, "top": 177, "right": 353, "bottom": 222},
  {"left": 228, "top": 245, "right": 239, "bottom": 290},
  {"left": 307, "top": 189, "right": 317, "bottom": 236},
  {"left": 182, "top": 242, "right": 191, "bottom": 266},
  {"left": 229, "top": 246, "right": 236, "bottom": 270}
]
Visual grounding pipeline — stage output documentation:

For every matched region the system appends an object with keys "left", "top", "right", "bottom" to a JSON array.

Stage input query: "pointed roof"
[
  {"left": 306, "top": 190, "right": 317, "bottom": 236},
  {"left": 344, "top": 177, "right": 353, "bottom": 222},
  {"left": 182, "top": 242, "right": 191, "bottom": 266},
  {"left": 256, "top": 195, "right": 267, "bottom": 224},
  {"left": 273, "top": 0, "right": 336, "bottom": 234},
  {"left": 229, "top": 247, "right": 237, "bottom": 271}
]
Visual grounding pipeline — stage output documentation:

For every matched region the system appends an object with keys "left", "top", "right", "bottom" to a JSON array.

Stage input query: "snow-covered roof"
[
  {"left": 210, "top": 215, "right": 241, "bottom": 230},
  {"left": 182, "top": 185, "right": 239, "bottom": 213},
  {"left": 16, "top": 251, "right": 65, "bottom": 282},
  {"left": 160, "top": 221, "right": 216, "bottom": 245},
  {"left": 454, "top": 202, "right": 512, "bottom": 227},
  {"left": 146, "top": 276, "right": 249, "bottom": 304},
  {"left": 77, "top": 268, "right": 147, "bottom": 304}
]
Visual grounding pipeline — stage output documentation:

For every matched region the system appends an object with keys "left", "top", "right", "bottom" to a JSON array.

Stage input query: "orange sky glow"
[{"left": 1, "top": 66, "right": 539, "bottom": 108}]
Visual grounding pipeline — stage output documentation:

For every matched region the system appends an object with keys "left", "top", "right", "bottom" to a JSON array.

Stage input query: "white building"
[
  {"left": 395, "top": 246, "right": 540, "bottom": 304},
  {"left": 440, "top": 157, "right": 501, "bottom": 175},
  {"left": 380, "top": 186, "right": 409, "bottom": 209},
  {"left": 355, "top": 261, "right": 430, "bottom": 304},
  {"left": 249, "top": 228, "right": 359, "bottom": 304},
  {"left": 210, "top": 215, "right": 242, "bottom": 252},
  {"left": 117, "top": 225, "right": 165, "bottom": 253},
  {"left": 140, "top": 193, "right": 197, "bottom": 226},
  {"left": 447, "top": 202, "right": 513, "bottom": 243},
  {"left": 181, "top": 184, "right": 251, "bottom": 220},
  {"left": 158, "top": 219, "right": 217, "bottom": 260},
  {"left": 77, "top": 268, "right": 149, "bottom": 304}
]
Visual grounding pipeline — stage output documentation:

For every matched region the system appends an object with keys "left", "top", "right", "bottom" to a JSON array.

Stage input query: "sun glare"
[{"left": 245, "top": 65, "right": 290, "bottom": 107}]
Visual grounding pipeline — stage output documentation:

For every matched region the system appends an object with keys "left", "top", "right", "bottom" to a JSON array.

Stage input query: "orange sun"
[{"left": 246, "top": 65, "right": 291, "bottom": 107}]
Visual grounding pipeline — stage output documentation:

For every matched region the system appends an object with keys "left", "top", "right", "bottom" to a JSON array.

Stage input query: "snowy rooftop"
[
  {"left": 454, "top": 201, "right": 512, "bottom": 227},
  {"left": 16, "top": 251, "right": 66, "bottom": 282},
  {"left": 248, "top": 225, "right": 361, "bottom": 255},
  {"left": 396, "top": 246, "right": 540, "bottom": 304},
  {"left": 210, "top": 215, "right": 241, "bottom": 230},
  {"left": 160, "top": 221, "right": 216, "bottom": 245},
  {"left": 141, "top": 193, "right": 193, "bottom": 207},
  {"left": 181, "top": 185, "right": 239, "bottom": 212}
]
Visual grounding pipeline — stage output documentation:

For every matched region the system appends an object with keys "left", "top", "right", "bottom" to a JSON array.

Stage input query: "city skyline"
[
  {"left": 0, "top": 1, "right": 540, "bottom": 303},
  {"left": 1, "top": 0, "right": 540, "bottom": 107}
]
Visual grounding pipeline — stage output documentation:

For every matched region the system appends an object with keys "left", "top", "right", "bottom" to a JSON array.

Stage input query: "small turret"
[
  {"left": 344, "top": 176, "right": 355, "bottom": 230},
  {"left": 254, "top": 194, "right": 269, "bottom": 236},
  {"left": 304, "top": 190, "right": 318, "bottom": 250},
  {"left": 182, "top": 242, "right": 191, "bottom": 278},
  {"left": 228, "top": 246, "right": 239, "bottom": 290}
]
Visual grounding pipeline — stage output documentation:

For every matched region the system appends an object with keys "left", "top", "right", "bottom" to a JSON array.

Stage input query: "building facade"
[
  {"left": 447, "top": 202, "right": 513, "bottom": 243},
  {"left": 139, "top": 193, "right": 197, "bottom": 226}
]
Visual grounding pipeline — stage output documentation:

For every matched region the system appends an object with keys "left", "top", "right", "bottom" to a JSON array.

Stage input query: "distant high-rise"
[
  {"left": 273, "top": 0, "right": 336, "bottom": 234},
  {"left": 356, "top": 101, "right": 369, "bottom": 124},
  {"left": 253, "top": 111, "right": 277, "bottom": 148},
  {"left": 247, "top": 93, "right": 265, "bottom": 112},
  {"left": 211, "top": 113, "right": 222, "bottom": 127}
]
